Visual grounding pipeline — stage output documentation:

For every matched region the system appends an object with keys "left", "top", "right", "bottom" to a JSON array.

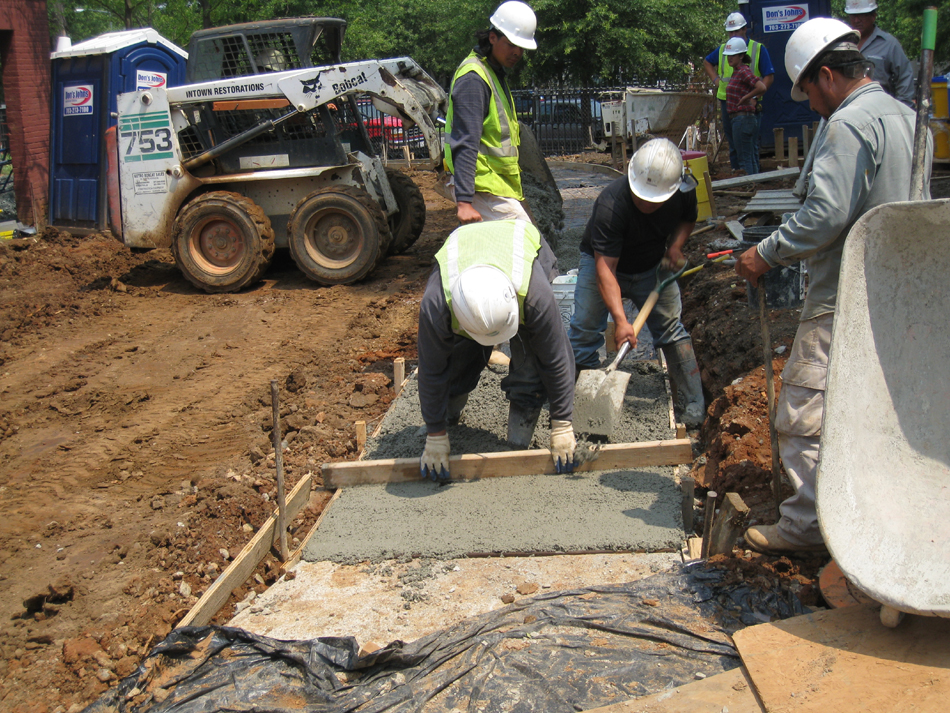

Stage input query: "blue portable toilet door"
[
  {"left": 51, "top": 74, "right": 104, "bottom": 225},
  {"left": 742, "top": 0, "right": 832, "bottom": 149},
  {"left": 113, "top": 44, "right": 188, "bottom": 122}
]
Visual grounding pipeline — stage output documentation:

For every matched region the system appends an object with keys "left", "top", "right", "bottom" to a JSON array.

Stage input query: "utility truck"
[{"left": 105, "top": 18, "right": 446, "bottom": 292}]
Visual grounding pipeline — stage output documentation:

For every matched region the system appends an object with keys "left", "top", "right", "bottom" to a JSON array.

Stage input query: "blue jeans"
[
  {"left": 447, "top": 332, "right": 547, "bottom": 411},
  {"left": 569, "top": 252, "right": 690, "bottom": 370},
  {"left": 719, "top": 99, "right": 739, "bottom": 170},
  {"left": 731, "top": 112, "right": 760, "bottom": 175}
]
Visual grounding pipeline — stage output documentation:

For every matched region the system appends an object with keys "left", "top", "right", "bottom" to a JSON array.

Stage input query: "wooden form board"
[
  {"left": 710, "top": 167, "right": 800, "bottom": 190},
  {"left": 321, "top": 439, "right": 693, "bottom": 487},
  {"left": 585, "top": 666, "right": 764, "bottom": 712},
  {"left": 733, "top": 604, "right": 950, "bottom": 713},
  {"left": 177, "top": 472, "right": 313, "bottom": 627}
]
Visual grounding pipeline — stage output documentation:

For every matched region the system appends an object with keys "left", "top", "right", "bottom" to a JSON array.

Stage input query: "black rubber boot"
[
  {"left": 507, "top": 403, "right": 542, "bottom": 449},
  {"left": 661, "top": 339, "right": 705, "bottom": 428},
  {"left": 447, "top": 393, "right": 469, "bottom": 426}
]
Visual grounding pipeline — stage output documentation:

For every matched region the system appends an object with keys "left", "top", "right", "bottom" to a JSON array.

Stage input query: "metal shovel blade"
[
  {"left": 574, "top": 369, "right": 631, "bottom": 438},
  {"left": 573, "top": 342, "right": 631, "bottom": 438}
]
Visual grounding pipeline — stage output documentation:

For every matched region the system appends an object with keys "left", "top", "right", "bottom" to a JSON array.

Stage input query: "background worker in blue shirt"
[{"left": 703, "top": 12, "right": 775, "bottom": 174}]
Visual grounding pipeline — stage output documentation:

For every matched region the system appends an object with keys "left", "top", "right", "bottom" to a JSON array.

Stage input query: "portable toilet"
[
  {"left": 735, "top": 0, "right": 833, "bottom": 150},
  {"left": 49, "top": 29, "right": 187, "bottom": 232}
]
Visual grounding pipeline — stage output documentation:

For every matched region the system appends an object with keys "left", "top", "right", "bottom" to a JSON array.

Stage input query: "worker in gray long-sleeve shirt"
[
  {"left": 443, "top": 1, "right": 537, "bottom": 224},
  {"left": 735, "top": 18, "right": 931, "bottom": 556},
  {"left": 417, "top": 220, "right": 576, "bottom": 480},
  {"left": 845, "top": 0, "right": 915, "bottom": 106}
]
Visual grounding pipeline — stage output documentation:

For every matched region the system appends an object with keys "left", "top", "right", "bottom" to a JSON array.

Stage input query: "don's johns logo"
[
  {"left": 64, "top": 85, "right": 94, "bottom": 115},
  {"left": 762, "top": 4, "right": 810, "bottom": 33},
  {"left": 136, "top": 70, "right": 168, "bottom": 90}
]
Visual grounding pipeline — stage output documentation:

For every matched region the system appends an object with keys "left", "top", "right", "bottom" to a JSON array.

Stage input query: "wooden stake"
[
  {"left": 701, "top": 490, "right": 718, "bottom": 559},
  {"left": 355, "top": 420, "right": 367, "bottom": 451},
  {"left": 759, "top": 288, "right": 783, "bottom": 520},
  {"left": 611, "top": 122, "right": 623, "bottom": 171},
  {"left": 323, "top": 439, "right": 694, "bottom": 487},
  {"left": 681, "top": 475, "right": 695, "bottom": 534},
  {"left": 802, "top": 124, "right": 811, "bottom": 157},
  {"left": 788, "top": 136, "right": 799, "bottom": 169},
  {"left": 707, "top": 492, "right": 751, "bottom": 556},
  {"left": 703, "top": 171, "right": 718, "bottom": 218},
  {"left": 394, "top": 357, "right": 405, "bottom": 393},
  {"left": 774, "top": 127, "right": 785, "bottom": 161},
  {"left": 270, "top": 380, "right": 289, "bottom": 562}
]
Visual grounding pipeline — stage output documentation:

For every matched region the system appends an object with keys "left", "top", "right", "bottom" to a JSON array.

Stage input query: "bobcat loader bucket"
[{"left": 818, "top": 198, "right": 950, "bottom": 624}]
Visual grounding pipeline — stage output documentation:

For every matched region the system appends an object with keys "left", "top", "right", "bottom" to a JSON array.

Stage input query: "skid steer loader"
[{"left": 105, "top": 17, "right": 445, "bottom": 293}]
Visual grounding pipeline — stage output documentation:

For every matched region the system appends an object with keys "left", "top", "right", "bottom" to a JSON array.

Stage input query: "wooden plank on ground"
[
  {"left": 710, "top": 167, "right": 800, "bottom": 190},
  {"left": 177, "top": 472, "right": 313, "bottom": 627},
  {"left": 280, "top": 488, "right": 341, "bottom": 574},
  {"left": 322, "top": 439, "right": 693, "bottom": 488},
  {"left": 734, "top": 604, "right": 950, "bottom": 713},
  {"left": 584, "top": 666, "right": 764, "bottom": 712}
]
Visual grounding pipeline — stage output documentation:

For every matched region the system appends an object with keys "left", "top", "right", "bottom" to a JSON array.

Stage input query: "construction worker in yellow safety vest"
[
  {"left": 443, "top": 1, "right": 537, "bottom": 225},
  {"left": 417, "top": 220, "right": 577, "bottom": 481},
  {"left": 704, "top": 12, "right": 776, "bottom": 173}
]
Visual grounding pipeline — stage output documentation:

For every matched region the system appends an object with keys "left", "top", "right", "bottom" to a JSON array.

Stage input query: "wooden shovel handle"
[{"left": 631, "top": 290, "right": 660, "bottom": 338}]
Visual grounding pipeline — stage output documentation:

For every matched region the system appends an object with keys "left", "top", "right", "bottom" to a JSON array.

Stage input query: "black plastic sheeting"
[{"left": 85, "top": 563, "right": 808, "bottom": 713}]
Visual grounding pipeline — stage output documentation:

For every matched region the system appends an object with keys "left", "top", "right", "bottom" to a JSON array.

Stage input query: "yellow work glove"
[
  {"left": 420, "top": 433, "right": 450, "bottom": 481},
  {"left": 550, "top": 420, "right": 577, "bottom": 474}
]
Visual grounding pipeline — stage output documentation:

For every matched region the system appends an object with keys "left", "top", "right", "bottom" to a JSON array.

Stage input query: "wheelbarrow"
[{"left": 818, "top": 198, "right": 950, "bottom": 627}]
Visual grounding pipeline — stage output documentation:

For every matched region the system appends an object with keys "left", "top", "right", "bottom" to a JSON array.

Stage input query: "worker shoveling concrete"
[{"left": 574, "top": 261, "right": 689, "bottom": 439}]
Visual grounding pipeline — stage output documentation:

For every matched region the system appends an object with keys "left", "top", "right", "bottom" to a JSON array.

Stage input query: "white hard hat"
[
  {"left": 490, "top": 1, "right": 537, "bottom": 50},
  {"left": 785, "top": 18, "right": 861, "bottom": 101},
  {"left": 723, "top": 37, "right": 749, "bottom": 56},
  {"left": 255, "top": 48, "right": 287, "bottom": 72},
  {"left": 627, "top": 139, "right": 685, "bottom": 203},
  {"left": 844, "top": 0, "right": 878, "bottom": 14},
  {"left": 725, "top": 12, "right": 748, "bottom": 31},
  {"left": 451, "top": 265, "right": 520, "bottom": 346}
]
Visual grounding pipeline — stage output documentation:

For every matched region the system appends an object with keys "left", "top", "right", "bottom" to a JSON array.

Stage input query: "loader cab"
[
  {"left": 185, "top": 17, "right": 346, "bottom": 82},
  {"left": 179, "top": 17, "right": 377, "bottom": 173}
]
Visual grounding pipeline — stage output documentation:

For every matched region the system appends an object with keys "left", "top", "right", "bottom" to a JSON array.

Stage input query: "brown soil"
[{"left": 0, "top": 161, "right": 824, "bottom": 713}]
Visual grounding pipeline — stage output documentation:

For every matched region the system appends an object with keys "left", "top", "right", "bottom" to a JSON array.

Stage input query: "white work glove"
[
  {"left": 420, "top": 433, "right": 450, "bottom": 481},
  {"left": 550, "top": 420, "right": 577, "bottom": 474}
]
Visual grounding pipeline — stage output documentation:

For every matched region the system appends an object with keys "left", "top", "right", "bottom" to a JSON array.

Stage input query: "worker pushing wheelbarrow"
[{"left": 568, "top": 138, "right": 706, "bottom": 436}]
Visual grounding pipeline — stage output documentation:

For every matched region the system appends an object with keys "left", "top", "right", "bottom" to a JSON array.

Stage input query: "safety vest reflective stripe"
[
  {"left": 457, "top": 57, "right": 518, "bottom": 159},
  {"left": 444, "top": 52, "right": 523, "bottom": 200},
  {"left": 717, "top": 40, "right": 763, "bottom": 100},
  {"left": 437, "top": 220, "right": 540, "bottom": 334}
]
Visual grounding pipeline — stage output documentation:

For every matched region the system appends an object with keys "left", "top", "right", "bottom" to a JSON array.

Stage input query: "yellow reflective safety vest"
[
  {"left": 716, "top": 39, "right": 763, "bottom": 101},
  {"left": 444, "top": 52, "right": 523, "bottom": 201},
  {"left": 436, "top": 220, "right": 540, "bottom": 337}
]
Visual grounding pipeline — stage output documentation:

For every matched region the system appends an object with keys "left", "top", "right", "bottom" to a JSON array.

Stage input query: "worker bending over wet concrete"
[
  {"left": 735, "top": 18, "right": 930, "bottom": 555},
  {"left": 568, "top": 139, "right": 705, "bottom": 428},
  {"left": 418, "top": 219, "right": 576, "bottom": 480}
]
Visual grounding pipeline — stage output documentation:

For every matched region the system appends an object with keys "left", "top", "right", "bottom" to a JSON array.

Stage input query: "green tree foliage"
[
  {"left": 831, "top": 0, "right": 950, "bottom": 67},
  {"left": 53, "top": 0, "right": 947, "bottom": 89},
  {"left": 527, "top": 0, "right": 731, "bottom": 85}
]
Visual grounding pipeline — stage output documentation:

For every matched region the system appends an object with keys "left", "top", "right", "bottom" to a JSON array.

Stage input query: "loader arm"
[{"left": 165, "top": 58, "right": 446, "bottom": 169}]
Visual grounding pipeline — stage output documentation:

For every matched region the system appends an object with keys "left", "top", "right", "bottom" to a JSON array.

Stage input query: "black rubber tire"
[
  {"left": 384, "top": 169, "right": 426, "bottom": 255},
  {"left": 287, "top": 186, "right": 391, "bottom": 285},
  {"left": 172, "top": 191, "right": 275, "bottom": 294}
]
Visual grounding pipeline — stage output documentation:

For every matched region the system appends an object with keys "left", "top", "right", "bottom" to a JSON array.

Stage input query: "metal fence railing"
[
  {"left": 512, "top": 87, "right": 624, "bottom": 156},
  {"left": 354, "top": 78, "right": 709, "bottom": 162}
]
